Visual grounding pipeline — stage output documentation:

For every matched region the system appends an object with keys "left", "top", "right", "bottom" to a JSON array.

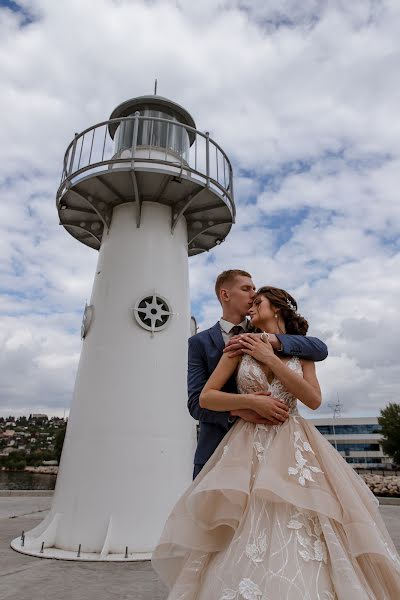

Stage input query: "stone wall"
[{"left": 24, "top": 465, "right": 58, "bottom": 475}]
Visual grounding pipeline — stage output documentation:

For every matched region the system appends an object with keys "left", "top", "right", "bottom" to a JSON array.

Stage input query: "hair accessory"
[{"left": 286, "top": 298, "right": 297, "bottom": 312}]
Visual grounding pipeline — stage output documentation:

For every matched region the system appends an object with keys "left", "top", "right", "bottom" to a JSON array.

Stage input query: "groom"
[{"left": 188, "top": 269, "right": 328, "bottom": 479}]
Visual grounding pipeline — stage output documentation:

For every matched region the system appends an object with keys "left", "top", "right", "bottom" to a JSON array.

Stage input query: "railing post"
[
  {"left": 132, "top": 111, "right": 140, "bottom": 160},
  {"left": 165, "top": 122, "right": 169, "bottom": 162},
  {"left": 68, "top": 133, "right": 79, "bottom": 177},
  {"left": 88, "top": 128, "right": 95, "bottom": 165},
  {"left": 77, "top": 133, "right": 84, "bottom": 170},
  {"left": 148, "top": 119, "right": 154, "bottom": 159},
  {"left": 101, "top": 124, "right": 107, "bottom": 162},
  {"left": 229, "top": 166, "right": 235, "bottom": 220},
  {"left": 205, "top": 131, "right": 210, "bottom": 188}
]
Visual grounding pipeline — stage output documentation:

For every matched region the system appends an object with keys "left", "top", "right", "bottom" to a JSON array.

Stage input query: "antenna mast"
[{"left": 328, "top": 394, "right": 344, "bottom": 451}]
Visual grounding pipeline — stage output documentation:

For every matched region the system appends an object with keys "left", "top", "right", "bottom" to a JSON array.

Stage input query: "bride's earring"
[{"left": 274, "top": 313, "right": 278, "bottom": 319}]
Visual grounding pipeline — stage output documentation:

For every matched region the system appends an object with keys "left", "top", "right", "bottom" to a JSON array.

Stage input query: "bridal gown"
[{"left": 151, "top": 355, "right": 400, "bottom": 599}]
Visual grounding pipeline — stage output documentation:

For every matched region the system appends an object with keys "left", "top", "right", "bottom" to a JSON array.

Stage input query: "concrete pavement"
[
  {"left": 0, "top": 496, "right": 399, "bottom": 600},
  {"left": 0, "top": 496, "right": 168, "bottom": 600}
]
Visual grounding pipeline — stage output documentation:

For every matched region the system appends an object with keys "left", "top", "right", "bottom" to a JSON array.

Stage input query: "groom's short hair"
[{"left": 215, "top": 269, "right": 252, "bottom": 300}]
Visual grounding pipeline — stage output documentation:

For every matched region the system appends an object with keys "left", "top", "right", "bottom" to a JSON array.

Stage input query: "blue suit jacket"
[{"left": 188, "top": 323, "right": 328, "bottom": 469}]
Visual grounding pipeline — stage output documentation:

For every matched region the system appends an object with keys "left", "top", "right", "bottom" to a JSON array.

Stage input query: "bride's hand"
[
  {"left": 239, "top": 334, "right": 276, "bottom": 365},
  {"left": 247, "top": 392, "right": 289, "bottom": 424},
  {"left": 223, "top": 333, "right": 281, "bottom": 357},
  {"left": 223, "top": 334, "right": 246, "bottom": 357}
]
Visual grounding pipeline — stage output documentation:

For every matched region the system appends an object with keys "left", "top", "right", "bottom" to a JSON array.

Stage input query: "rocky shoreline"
[
  {"left": 360, "top": 473, "right": 400, "bottom": 497},
  {"left": 1, "top": 467, "right": 399, "bottom": 496},
  {"left": 0, "top": 466, "right": 58, "bottom": 475},
  {"left": 25, "top": 466, "right": 59, "bottom": 474}
]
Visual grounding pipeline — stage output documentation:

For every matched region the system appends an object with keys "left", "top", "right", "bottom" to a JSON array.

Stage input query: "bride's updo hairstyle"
[{"left": 256, "top": 286, "right": 309, "bottom": 336}]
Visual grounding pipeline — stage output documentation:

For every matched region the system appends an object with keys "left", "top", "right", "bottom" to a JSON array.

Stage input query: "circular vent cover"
[{"left": 133, "top": 293, "right": 173, "bottom": 333}]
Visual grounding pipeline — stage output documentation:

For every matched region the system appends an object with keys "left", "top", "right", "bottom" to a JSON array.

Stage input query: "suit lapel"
[{"left": 208, "top": 322, "right": 225, "bottom": 353}]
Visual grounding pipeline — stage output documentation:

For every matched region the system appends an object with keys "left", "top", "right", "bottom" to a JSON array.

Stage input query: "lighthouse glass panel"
[{"left": 115, "top": 109, "right": 189, "bottom": 161}]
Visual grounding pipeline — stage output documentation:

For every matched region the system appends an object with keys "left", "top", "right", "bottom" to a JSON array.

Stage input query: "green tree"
[
  {"left": 26, "top": 449, "right": 54, "bottom": 466},
  {"left": 53, "top": 425, "right": 67, "bottom": 463},
  {"left": 4, "top": 451, "right": 26, "bottom": 471},
  {"left": 378, "top": 403, "right": 400, "bottom": 465}
]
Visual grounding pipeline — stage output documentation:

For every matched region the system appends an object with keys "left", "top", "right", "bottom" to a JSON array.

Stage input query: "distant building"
[
  {"left": 31, "top": 414, "right": 48, "bottom": 420},
  {"left": 3, "top": 430, "right": 15, "bottom": 437},
  {"left": 309, "top": 416, "right": 394, "bottom": 469},
  {"left": 0, "top": 448, "right": 13, "bottom": 456}
]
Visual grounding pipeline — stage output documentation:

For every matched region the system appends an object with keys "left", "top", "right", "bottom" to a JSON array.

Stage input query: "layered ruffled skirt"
[{"left": 151, "top": 416, "right": 400, "bottom": 599}]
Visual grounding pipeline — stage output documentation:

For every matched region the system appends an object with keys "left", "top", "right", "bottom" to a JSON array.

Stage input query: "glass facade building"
[
  {"left": 310, "top": 417, "right": 393, "bottom": 470},
  {"left": 315, "top": 424, "right": 381, "bottom": 435}
]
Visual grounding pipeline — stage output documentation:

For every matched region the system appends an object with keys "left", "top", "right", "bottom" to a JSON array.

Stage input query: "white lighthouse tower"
[{"left": 11, "top": 94, "right": 235, "bottom": 561}]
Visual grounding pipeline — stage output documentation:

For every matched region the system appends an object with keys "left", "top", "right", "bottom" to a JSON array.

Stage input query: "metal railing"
[{"left": 59, "top": 114, "right": 235, "bottom": 217}]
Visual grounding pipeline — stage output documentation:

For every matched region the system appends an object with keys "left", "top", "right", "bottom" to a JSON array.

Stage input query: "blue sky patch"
[{"left": 0, "top": 0, "right": 34, "bottom": 26}]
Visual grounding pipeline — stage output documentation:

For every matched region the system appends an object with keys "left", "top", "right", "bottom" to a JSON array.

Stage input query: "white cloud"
[{"left": 0, "top": 0, "right": 399, "bottom": 418}]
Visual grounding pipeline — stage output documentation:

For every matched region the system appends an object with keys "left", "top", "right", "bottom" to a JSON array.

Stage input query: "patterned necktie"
[{"left": 230, "top": 325, "right": 244, "bottom": 336}]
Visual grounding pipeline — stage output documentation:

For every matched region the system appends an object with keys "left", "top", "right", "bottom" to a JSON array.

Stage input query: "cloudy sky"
[{"left": 1, "top": 0, "right": 399, "bottom": 419}]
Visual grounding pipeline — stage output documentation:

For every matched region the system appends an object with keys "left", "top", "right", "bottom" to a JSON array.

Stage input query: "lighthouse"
[{"left": 11, "top": 94, "right": 235, "bottom": 561}]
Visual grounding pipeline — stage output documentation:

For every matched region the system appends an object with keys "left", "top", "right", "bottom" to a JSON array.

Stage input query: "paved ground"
[
  {"left": 0, "top": 497, "right": 168, "bottom": 600},
  {"left": 1, "top": 497, "right": 399, "bottom": 600}
]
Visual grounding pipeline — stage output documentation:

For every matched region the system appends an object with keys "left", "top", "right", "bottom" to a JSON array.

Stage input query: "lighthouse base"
[
  {"left": 10, "top": 505, "right": 155, "bottom": 561},
  {"left": 10, "top": 537, "right": 152, "bottom": 562}
]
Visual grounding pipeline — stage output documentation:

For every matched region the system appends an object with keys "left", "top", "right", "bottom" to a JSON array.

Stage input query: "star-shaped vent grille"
[{"left": 133, "top": 294, "right": 173, "bottom": 334}]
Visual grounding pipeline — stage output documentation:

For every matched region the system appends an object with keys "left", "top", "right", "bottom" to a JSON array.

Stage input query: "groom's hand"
[
  {"left": 224, "top": 333, "right": 282, "bottom": 356},
  {"left": 230, "top": 408, "right": 275, "bottom": 425}
]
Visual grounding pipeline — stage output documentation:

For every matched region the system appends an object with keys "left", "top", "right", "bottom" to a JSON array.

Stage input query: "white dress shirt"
[
  {"left": 219, "top": 318, "right": 248, "bottom": 424},
  {"left": 219, "top": 318, "right": 248, "bottom": 346}
]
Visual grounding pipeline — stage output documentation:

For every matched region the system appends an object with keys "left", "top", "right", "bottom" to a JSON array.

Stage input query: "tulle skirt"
[{"left": 151, "top": 415, "right": 400, "bottom": 599}]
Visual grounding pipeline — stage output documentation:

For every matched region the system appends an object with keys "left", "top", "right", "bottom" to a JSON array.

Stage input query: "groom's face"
[{"left": 226, "top": 275, "right": 256, "bottom": 317}]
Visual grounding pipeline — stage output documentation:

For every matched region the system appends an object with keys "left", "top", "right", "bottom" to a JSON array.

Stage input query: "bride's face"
[{"left": 248, "top": 295, "right": 277, "bottom": 327}]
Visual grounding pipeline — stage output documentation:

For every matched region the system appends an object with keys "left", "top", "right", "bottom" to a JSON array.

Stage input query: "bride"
[{"left": 152, "top": 286, "right": 400, "bottom": 599}]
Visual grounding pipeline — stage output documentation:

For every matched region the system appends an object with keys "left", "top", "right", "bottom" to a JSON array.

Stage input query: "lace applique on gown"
[{"left": 152, "top": 355, "right": 400, "bottom": 600}]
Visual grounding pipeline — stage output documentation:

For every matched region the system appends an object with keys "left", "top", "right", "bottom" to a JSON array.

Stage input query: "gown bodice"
[{"left": 236, "top": 354, "right": 301, "bottom": 415}]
